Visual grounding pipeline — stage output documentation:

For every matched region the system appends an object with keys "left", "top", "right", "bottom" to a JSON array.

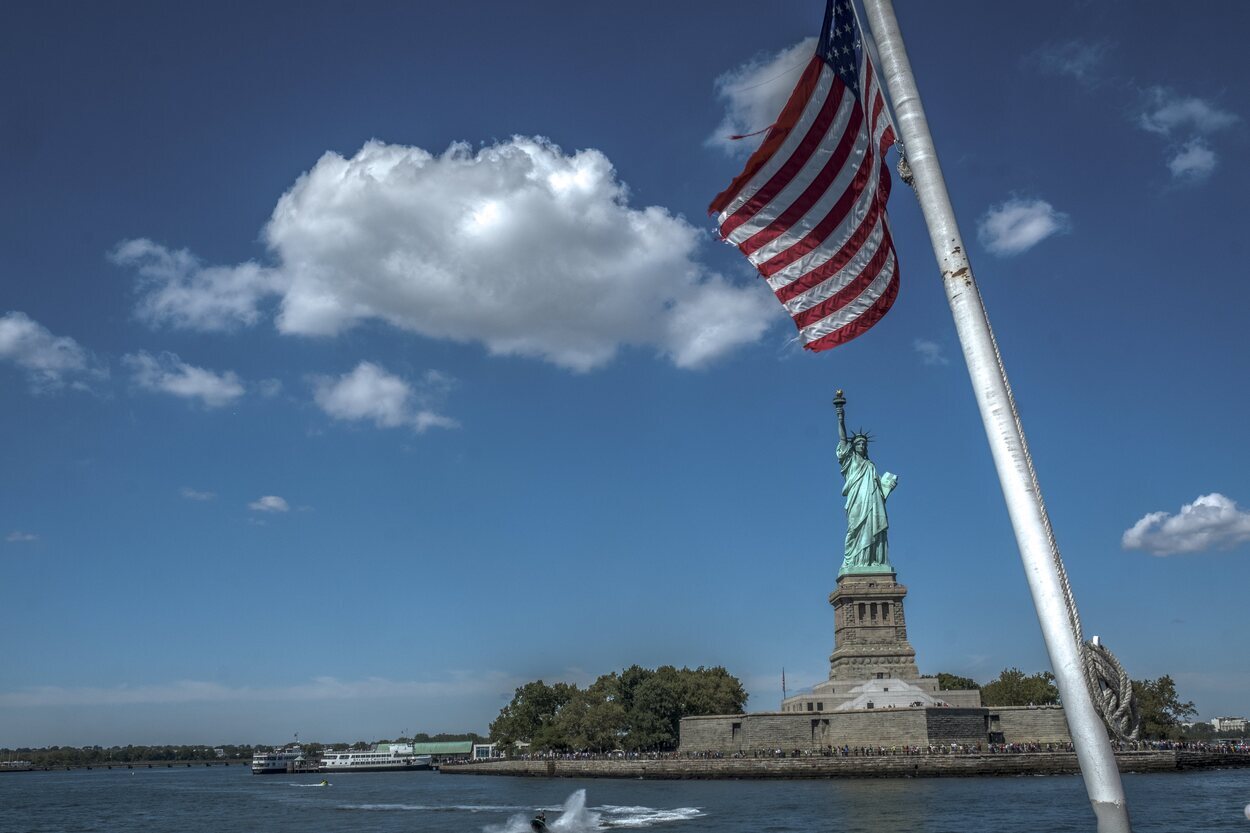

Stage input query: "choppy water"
[{"left": 1, "top": 766, "right": 1247, "bottom": 832}]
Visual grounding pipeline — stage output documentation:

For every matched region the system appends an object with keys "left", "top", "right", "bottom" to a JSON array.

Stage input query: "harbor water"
[{"left": 1, "top": 766, "right": 1247, "bottom": 832}]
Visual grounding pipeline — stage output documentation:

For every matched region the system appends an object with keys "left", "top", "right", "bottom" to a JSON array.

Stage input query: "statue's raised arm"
[
  {"left": 832, "top": 391, "right": 896, "bottom": 577},
  {"left": 833, "top": 389, "right": 849, "bottom": 444}
]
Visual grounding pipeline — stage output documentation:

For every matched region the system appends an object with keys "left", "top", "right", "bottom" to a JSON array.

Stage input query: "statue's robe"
[{"left": 837, "top": 440, "right": 890, "bottom": 571}]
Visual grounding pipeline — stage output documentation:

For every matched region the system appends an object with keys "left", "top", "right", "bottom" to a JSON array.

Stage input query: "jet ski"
[{"left": 530, "top": 811, "right": 549, "bottom": 833}]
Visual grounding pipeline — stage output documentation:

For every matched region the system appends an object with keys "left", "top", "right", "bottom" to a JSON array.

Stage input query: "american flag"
[{"left": 710, "top": 0, "right": 898, "bottom": 351}]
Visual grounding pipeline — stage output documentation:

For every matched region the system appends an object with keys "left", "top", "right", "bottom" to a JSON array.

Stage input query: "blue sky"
[{"left": 2, "top": 1, "right": 1248, "bottom": 747}]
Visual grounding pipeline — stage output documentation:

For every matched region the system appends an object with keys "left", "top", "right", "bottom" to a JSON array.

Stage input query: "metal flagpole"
[{"left": 858, "top": 1, "right": 1132, "bottom": 831}]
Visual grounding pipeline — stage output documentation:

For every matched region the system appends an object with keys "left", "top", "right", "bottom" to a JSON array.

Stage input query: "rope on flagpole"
[
  {"left": 859, "top": 0, "right": 1135, "bottom": 739},
  {"left": 896, "top": 143, "right": 916, "bottom": 190},
  {"left": 981, "top": 307, "right": 1140, "bottom": 742}
]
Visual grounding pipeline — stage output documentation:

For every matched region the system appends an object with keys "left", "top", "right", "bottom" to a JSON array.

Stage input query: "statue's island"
[
  {"left": 442, "top": 394, "right": 1247, "bottom": 778},
  {"left": 679, "top": 391, "right": 1067, "bottom": 753}
]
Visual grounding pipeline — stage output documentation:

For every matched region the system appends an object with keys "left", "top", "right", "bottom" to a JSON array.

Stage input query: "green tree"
[
  {"left": 616, "top": 665, "right": 654, "bottom": 717},
  {"left": 488, "top": 665, "right": 748, "bottom": 752},
  {"left": 1182, "top": 721, "right": 1215, "bottom": 741},
  {"left": 625, "top": 665, "right": 747, "bottom": 751},
  {"left": 549, "top": 675, "right": 627, "bottom": 752},
  {"left": 679, "top": 666, "right": 749, "bottom": 716},
  {"left": 1132, "top": 675, "right": 1196, "bottom": 740},
  {"left": 489, "top": 680, "right": 576, "bottom": 746},
  {"left": 934, "top": 673, "right": 980, "bottom": 691},
  {"left": 980, "top": 668, "right": 1059, "bottom": 707}
]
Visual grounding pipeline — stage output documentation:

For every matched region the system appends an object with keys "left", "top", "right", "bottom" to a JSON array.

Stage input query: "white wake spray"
[
  {"left": 487, "top": 789, "right": 602, "bottom": 833},
  {"left": 484, "top": 790, "right": 703, "bottom": 832}
]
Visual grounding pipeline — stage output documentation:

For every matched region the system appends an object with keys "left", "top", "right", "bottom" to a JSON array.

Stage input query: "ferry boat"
[
  {"left": 319, "top": 742, "right": 432, "bottom": 773},
  {"left": 250, "top": 745, "right": 308, "bottom": 774}
]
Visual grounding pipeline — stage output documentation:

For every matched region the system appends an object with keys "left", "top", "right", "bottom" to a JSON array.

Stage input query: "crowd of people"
[{"left": 477, "top": 738, "right": 1247, "bottom": 762}]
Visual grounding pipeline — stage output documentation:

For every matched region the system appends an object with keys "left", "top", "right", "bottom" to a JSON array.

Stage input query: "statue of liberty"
[{"left": 833, "top": 390, "right": 898, "bottom": 576}]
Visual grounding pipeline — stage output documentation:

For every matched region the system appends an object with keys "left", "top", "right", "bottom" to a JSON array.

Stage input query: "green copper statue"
[{"left": 834, "top": 390, "right": 897, "bottom": 576}]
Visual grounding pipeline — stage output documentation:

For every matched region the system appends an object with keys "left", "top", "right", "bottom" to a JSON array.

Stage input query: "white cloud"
[
  {"left": 111, "top": 239, "right": 284, "bottom": 331},
  {"left": 1138, "top": 88, "right": 1238, "bottom": 136},
  {"left": 707, "top": 38, "right": 816, "bottom": 155},
  {"left": 255, "top": 378, "right": 283, "bottom": 398},
  {"left": 6, "top": 531, "right": 38, "bottom": 543},
  {"left": 312, "top": 361, "right": 457, "bottom": 433},
  {"left": 1136, "top": 89, "right": 1237, "bottom": 182},
  {"left": 977, "top": 198, "right": 1071, "bottom": 256},
  {"left": 180, "top": 487, "right": 216, "bottom": 501},
  {"left": 249, "top": 495, "right": 289, "bottom": 513},
  {"left": 1122, "top": 493, "right": 1250, "bottom": 556},
  {"left": 123, "top": 351, "right": 245, "bottom": 408},
  {"left": 0, "top": 311, "right": 106, "bottom": 392},
  {"left": 118, "top": 137, "right": 775, "bottom": 372},
  {"left": 913, "top": 338, "right": 949, "bottom": 366},
  {"left": 1029, "top": 40, "right": 1112, "bottom": 85},
  {"left": 1166, "top": 138, "right": 1217, "bottom": 181}
]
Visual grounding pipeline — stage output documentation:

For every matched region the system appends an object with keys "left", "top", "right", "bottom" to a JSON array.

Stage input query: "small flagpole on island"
[{"left": 858, "top": 1, "right": 1132, "bottom": 831}]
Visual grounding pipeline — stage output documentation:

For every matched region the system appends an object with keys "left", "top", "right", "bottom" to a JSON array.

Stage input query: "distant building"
[
  {"left": 472, "top": 743, "right": 499, "bottom": 760},
  {"left": 679, "top": 399, "right": 1074, "bottom": 753},
  {"left": 405, "top": 741, "right": 473, "bottom": 762},
  {"left": 680, "top": 570, "right": 1070, "bottom": 753},
  {"left": 1211, "top": 716, "right": 1247, "bottom": 733}
]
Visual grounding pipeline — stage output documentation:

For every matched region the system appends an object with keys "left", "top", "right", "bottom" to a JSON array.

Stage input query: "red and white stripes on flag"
[{"left": 710, "top": 23, "right": 898, "bottom": 351}]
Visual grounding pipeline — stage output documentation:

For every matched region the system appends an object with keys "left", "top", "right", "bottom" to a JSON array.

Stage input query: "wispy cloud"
[
  {"left": 977, "top": 197, "right": 1071, "bottom": 256},
  {"left": 124, "top": 351, "right": 245, "bottom": 408},
  {"left": 1027, "top": 39, "right": 1113, "bottom": 85},
  {"left": 0, "top": 672, "right": 520, "bottom": 708},
  {"left": 255, "top": 378, "right": 283, "bottom": 398},
  {"left": 248, "top": 495, "right": 289, "bottom": 513},
  {"left": 707, "top": 38, "right": 816, "bottom": 155},
  {"left": 0, "top": 311, "right": 107, "bottom": 393},
  {"left": 6, "top": 531, "right": 39, "bottom": 543},
  {"left": 312, "top": 362, "right": 458, "bottom": 433},
  {"left": 110, "top": 238, "right": 284, "bottom": 332},
  {"left": 1136, "top": 88, "right": 1237, "bottom": 183},
  {"left": 1138, "top": 88, "right": 1238, "bottom": 136},
  {"left": 1166, "top": 138, "right": 1217, "bottom": 182},
  {"left": 913, "top": 339, "right": 949, "bottom": 366},
  {"left": 180, "top": 487, "right": 216, "bottom": 501},
  {"left": 1122, "top": 493, "right": 1250, "bottom": 556}
]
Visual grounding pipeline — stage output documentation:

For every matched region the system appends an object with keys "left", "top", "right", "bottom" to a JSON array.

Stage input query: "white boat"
[
  {"left": 250, "top": 746, "right": 307, "bottom": 774},
  {"left": 319, "top": 742, "right": 432, "bottom": 773}
]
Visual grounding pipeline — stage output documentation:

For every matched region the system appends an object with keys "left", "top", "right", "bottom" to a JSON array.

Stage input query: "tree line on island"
[
  {"left": 489, "top": 665, "right": 747, "bottom": 751},
  {"left": 488, "top": 665, "right": 1216, "bottom": 752},
  {"left": 1, "top": 733, "right": 486, "bottom": 769},
  {"left": 1, "top": 668, "right": 1223, "bottom": 766},
  {"left": 935, "top": 669, "right": 1201, "bottom": 739}
]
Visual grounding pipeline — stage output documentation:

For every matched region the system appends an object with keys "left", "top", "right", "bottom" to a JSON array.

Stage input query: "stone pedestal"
[{"left": 828, "top": 571, "right": 919, "bottom": 681}]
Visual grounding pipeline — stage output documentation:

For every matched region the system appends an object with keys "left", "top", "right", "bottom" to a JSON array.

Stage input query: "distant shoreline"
[
  {"left": 440, "top": 751, "right": 1250, "bottom": 779},
  {"left": 0, "top": 759, "right": 251, "bottom": 773}
]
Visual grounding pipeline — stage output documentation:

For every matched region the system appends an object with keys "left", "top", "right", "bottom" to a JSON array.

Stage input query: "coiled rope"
[
  {"left": 880, "top": 24, "right": 1138, "bottom": 744},
  {"left": 896, "top": 142, "right": 916, "bottom": 191},
  {"left": 980, "top": 285, "right": 1140, "bottom": 742}
]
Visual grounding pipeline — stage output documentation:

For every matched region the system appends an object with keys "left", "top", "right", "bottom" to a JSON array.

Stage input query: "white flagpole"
[{"left": 858, "top": 2, "right": 1132, "bottom": 831}]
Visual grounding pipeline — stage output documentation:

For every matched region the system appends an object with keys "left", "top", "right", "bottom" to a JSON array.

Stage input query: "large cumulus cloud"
[{"left": 118, "top": 137, "right": 775, "bottom": 371}]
